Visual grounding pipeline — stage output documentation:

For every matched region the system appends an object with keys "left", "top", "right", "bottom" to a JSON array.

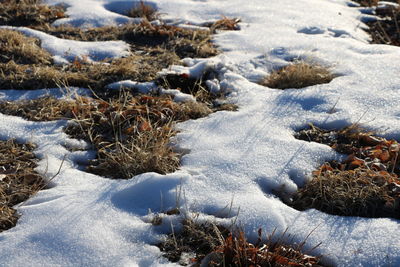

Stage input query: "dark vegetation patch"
[
  {"left": 260, "top": 62, "right": 335, "bottom": 89},
  {"left": 0, "top": 139, "right": 45, "bottom": 232},
  {"left": 158, "top": 219, "right": 323, "bottom": 266},
  {"left": 353, "top": 0, "right": 400, "bottom": 46},
  {"left": 0, "top": 0, "right": 66, "bottom": 27},
  {"left": 291, "top": 124, "right": 400, "bottom": 219},
  {"left": 352, "top": 0, "right": 379, "bottom": 6}
]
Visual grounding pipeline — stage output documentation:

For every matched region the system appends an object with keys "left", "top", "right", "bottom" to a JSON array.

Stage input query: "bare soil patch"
[{"left": 0, "top": 139, "right": 45, "bottom": 232}]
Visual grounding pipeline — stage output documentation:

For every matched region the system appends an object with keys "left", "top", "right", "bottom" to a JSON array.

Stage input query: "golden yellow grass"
[
  {"left": 261, "top": 62, "right": 335, "bottom": 89},
  {"left": 0, "top": 29, "right": 52, "bottom": 65}
]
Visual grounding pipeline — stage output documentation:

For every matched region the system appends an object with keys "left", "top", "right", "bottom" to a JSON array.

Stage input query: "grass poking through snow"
[
  {"left": 158, "top": 219, "right": 323, "bottom": 266},
  {"left": 0, "top": 0, "right": 65, "bottom": 27},
  {"left": 0, "top": 29, "right": 52, "bottom": 65},
  {"left": 261, "top": 62, "right": 335, "bottom": 89},
  {"left": 291, "top": 124, "right": 400, "bottom": 219},
  {"left": 0, "top": 93, "right": 215, "bottom": 179},
  {"left": 127, "top": 1, "right": 158, "bottom": 21},
  {"left": 0, "top": 139, "right": 45, "bottom": 232}
]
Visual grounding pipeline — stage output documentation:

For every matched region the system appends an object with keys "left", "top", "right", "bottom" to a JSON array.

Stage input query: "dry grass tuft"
[
  {"left": 0, "top": 93, "right": 213, "bottom": 179},
  {"left": 209, "top": 230, "right": 322, "bottom": 267},
  {"left": 292, "top": 124, "right": 400, "bottom": 218},
  {"left": 0, "top": 139, "right": 45, "bottom": 232},
  {"left": 351, "top": 0, "right": 400, "bottom": 46},
  {"left": 158, "top": 220, "right": 323, "bottom": 266},
  {"left": 36, "top": 22, "right": 218, "bottom": 59},
  {"left": 205, "top": 16, "right": 241, "bottom": 33},
  {"left": 127, "top": 1, "right": 158, "bottom": 21},
  {"left": 0, "top": 51, "right": 179, "bottom": 90},
  {"left": 0, "top": 29, "right": 52, "bottom": 65},
  {"left": 261, "top": 62, "right": 335, "bottom": 89},
  {"left": 158, "top": 219, "right": 229, "bottom": 265},
  {"left": 0, "top": 0, "right": 65, "bottom": 27},
  {"left": 292, "top": 166, "right": 400, "bottom": 219}
]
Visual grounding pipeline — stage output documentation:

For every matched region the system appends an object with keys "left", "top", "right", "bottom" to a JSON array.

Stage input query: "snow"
[{"left": 1, "top": 0, "right": 400, "bottom": 266}]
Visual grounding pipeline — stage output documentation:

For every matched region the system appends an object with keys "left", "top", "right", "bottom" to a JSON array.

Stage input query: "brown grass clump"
[
  {"left": 0, "top": 139, "right": 45, "bottom": 232},
  {"left": 158, "top": 219, "right": 229, "bottom": 265},
  {"left": 0, "top": 0, "right": 65, "bottom": 27},
  {"left": 203, "top": 16, "right": 241, "bottom": 33},
  {"left": 0, "top": 29, "right": 52, "bottom": 65},
  {"left": 65, "top": 94, "right": 212, "bottom": 178},
  {"left": 292, "top": 124, "right": 400, "bottom": 219},
  {"left": 261, "top": 62, "right": 335, "bottom": 89},
  {"left": 0, "top": 50, "right": 179, "bottom": 90},
  {"left": 127, "top": 1, "right": 158, "bottom": 21},
  {"left": 39, "top": 22, "right": 218, "bottom": 59},
  {"left": 368, "top": 5, "right": 400, "bottom": 46},
  {"left": 350, "top": 0, "right": 400, "bottom": 46},
  {"left": 292, "top": 166, "right": 400, "bottom": 219},
  {"left": 158, "top": 220, "right": 323, "bottom": 266},
  {"left": 0, "top": 93, "right": 212, "bottom": 179}
]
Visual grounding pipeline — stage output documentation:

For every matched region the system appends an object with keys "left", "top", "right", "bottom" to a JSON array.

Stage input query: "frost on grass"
[
  {"left": 291, "top": 124, "right": 400, "bottom": 219},
  {"left": 158, "top": 219, "right": 323, "bottom": 266},
  {"left": 0, "top": 139, "right": 45, "bottom": 232},
  {"left": 261, "top": 62, "right": 335, "bottom": 89}
]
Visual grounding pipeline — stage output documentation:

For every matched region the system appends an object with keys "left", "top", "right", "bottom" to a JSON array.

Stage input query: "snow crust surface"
[{"left": 1, "top": 0, "right": 400, "bottom": 266}]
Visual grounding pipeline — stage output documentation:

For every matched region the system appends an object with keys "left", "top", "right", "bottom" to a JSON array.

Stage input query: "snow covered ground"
[{"left": 1, "top": 0, "right": 400, "bottom": 266}]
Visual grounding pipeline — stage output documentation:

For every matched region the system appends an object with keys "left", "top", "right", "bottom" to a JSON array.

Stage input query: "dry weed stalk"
[
  {"left": 261, "top": 62, "right": 335, "bottom": 89},
  {"left": 128, "top": 1, "right": 158, "bottom": 21},
  {"left": 209, "top": 16, "right": 241, "bottom": 32}
]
